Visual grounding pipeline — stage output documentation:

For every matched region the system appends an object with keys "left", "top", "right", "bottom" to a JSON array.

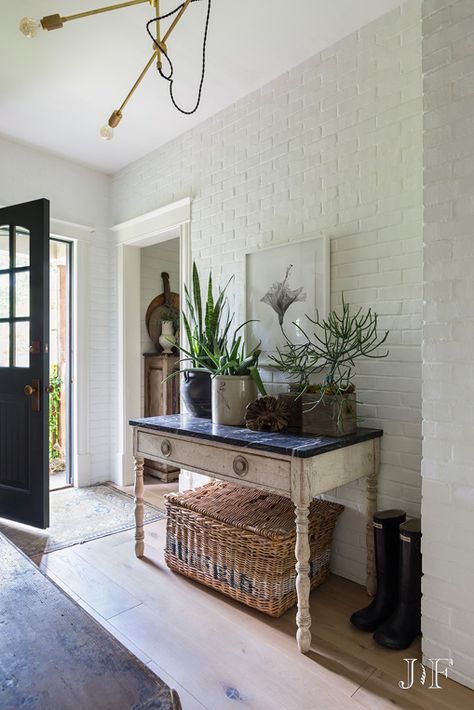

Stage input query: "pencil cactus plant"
[{"left": 270, "top": 297, "right": 389, "bottom": 433}]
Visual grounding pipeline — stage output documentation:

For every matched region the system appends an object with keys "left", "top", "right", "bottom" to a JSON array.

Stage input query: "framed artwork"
[{"left": 245, "top": 235, "right": 329, "bottom": 363}]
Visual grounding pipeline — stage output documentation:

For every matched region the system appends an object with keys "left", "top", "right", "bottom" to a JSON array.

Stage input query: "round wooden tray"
[{"left": 145, "top": 272, "right": 179, "bottom": 350}]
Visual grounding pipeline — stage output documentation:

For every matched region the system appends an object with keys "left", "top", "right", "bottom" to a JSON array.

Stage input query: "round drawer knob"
[
  {"left": 233, "top": 455, "right": 249, "bottom": 477},
  {"left": 160, "top": 439, "right": 172, "bottom": 457}
]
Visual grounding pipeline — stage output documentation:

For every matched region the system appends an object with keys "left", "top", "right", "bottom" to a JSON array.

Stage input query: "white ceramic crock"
[{"left": 211, "top": 375, "right": 258, "bottom": 426}]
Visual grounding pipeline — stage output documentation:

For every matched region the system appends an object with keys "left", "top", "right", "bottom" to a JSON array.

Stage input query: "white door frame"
[
  {"left": 111, "top": 198, "right": 192, "bottom": 487},
  {"left": 50, "top": 217, "right": 94, "bottom": 489}
]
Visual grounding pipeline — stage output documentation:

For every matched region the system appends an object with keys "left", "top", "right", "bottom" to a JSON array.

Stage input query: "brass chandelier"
[{"left": 19, "top": 0, "right": 211, "bottom": 139}]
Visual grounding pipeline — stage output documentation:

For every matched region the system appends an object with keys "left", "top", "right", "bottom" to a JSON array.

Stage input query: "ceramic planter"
[
  {"left": 302, "top": 391, "right": 357, "bottom": 437},
  {"left": 181, "top": 369, "right": 212, "bottom": 419},
  {"left": 212, "top": 375, "right": 258, "bottom": 426}
]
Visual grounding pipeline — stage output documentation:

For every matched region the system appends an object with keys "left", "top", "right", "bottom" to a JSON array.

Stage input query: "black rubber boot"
[
  {"left": 350, "top": 509, "right": 406, "bottom": 632},
  {"left": 374, "top": 518, "right": 422, "bottom": 650}
]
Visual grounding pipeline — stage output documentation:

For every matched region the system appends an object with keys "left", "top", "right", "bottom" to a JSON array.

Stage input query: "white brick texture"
[
  {"left": 422, "top": 0, "right": 474, "bottom": 690},
  {"left": 112, "top": 0, "right": 423, "bottom": 585}
]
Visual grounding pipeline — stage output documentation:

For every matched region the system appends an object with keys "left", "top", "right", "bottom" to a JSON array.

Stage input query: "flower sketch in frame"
[
  {"left": 246, "top": 236, "right": 329, "bottom": 362},
  {"left": 260, "top": 264, "right": 307, "bottom": 327}
]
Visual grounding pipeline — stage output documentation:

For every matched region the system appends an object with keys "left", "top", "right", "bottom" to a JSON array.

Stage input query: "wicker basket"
[{"left": 164, "top": 481, "right": 344, "bottom": 617}]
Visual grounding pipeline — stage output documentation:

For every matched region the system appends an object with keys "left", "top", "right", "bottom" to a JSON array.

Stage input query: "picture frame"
[{"left": 245, "top": 235, "right": 330, "bottom": 364}]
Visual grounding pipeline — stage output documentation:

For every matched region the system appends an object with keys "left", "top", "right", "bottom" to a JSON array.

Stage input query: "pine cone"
[{"left": 245, "top": 396, "right": 289, "bottom": 432}]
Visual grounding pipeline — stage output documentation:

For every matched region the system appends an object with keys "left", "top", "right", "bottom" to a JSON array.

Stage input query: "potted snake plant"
[
  {"left": 177, "top": 321, "right": 266, "bottom": 426},
  {"left": 174, "top": 262, "right": 233, "bottom": 418},
  {"left": 206, "top": 330, "right": 266, "bottom": 426}
]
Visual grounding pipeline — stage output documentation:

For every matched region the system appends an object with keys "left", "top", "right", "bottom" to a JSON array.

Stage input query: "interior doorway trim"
[
  {"left": 111, "top": 198, "right": 191, "bottom": 246},
  {"left": 112, "top": 199, "right": 192, "bottom": 487},
  {"left": 50, "top": 217, "right": 95, "bottom": 489}
]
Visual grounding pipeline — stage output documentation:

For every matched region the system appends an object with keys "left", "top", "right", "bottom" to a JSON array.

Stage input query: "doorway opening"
[
  {"left": 140, "top": 233, "right": 180, "bottom": 478},
  {"left": 114, "top": 199, "right": 191, "bottom": 487},
  {"left": 49, "top": 239, "right": 72, "bottom": 491},
  {"left": 117, "top": 230, "right": 181, "bottom": 505}
]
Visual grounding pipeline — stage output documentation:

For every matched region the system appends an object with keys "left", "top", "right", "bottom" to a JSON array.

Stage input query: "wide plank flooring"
[{"left": 35, "top": 477, "right": 473, "bottom": 710}]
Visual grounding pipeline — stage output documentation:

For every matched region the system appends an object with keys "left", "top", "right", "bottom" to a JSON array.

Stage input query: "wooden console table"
[{"left": 129, "top": 414, "right": 382, "bottom": 654}]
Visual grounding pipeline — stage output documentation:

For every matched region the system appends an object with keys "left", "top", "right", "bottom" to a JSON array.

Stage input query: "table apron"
[
  {"left": 134, "top": 429, "right": 376, "bottom": 501},
  {"left": 302, "top": 439, "right": 376, "bottom": 498},
  {"left": 134, "top": 428, "right": 291, "bottom": 494}
]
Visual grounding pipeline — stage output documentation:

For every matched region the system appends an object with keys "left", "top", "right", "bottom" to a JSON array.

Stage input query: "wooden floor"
[{"left": 35, "top": 477, "right": 473, "bottom": 710}]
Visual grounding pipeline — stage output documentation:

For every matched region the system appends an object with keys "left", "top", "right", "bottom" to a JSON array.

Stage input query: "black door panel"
[{"left": 0, "top": 199, "right": 50, "bottom": 528}]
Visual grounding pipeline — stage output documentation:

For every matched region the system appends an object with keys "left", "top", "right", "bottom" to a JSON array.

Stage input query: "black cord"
[{"left": 146, "top": 0, "right": 211, "bottom": 115}]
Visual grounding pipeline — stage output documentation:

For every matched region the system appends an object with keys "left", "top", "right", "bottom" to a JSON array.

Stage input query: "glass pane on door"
[
  {"left": 14, "top": 321, "right": 30, "bottom": 368},
  {"left": 15, "top": 229, "right": 30, "bottom": 268},
  {"left": 0, "top": 225, "right": 32, "bottom": 367},
  {"left": 0, "top": 226, "right": 9, "bottom": 270},
  {"left": 0, "top": 273, "right": 9, "bottom": 318},
  {"left": 0, "top": 323, "right": 9, "bottom": 367},
  {"left": 14, "top": 271, "right": 30, "bottom": 318}
]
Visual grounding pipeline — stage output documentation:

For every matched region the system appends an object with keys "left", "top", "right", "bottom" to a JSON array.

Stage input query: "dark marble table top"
[{"left": 130, "top": 414, "right": 383, "bottom": 459}]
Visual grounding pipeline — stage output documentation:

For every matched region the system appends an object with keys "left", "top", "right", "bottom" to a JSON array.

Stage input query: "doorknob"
[{"left": 24, "top": 380, "right": 40, "bottom": 412}]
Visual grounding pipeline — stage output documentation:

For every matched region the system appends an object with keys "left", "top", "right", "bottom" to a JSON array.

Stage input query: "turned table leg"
[
  {"left": 295, "top": 503, "right": 312, "bottom": 653},
  {"left": 366, "top": 438, "right": 380, "bottom": 596},
  {"left": 134, "top": 455, "right": 145, "bottom": 558}
]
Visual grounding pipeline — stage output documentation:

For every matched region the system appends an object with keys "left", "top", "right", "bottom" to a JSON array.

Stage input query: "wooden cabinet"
[{"left": 143, "top": 354, "right": 180, "bottom": 482}]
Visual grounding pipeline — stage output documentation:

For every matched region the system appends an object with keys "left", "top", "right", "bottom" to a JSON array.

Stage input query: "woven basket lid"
[{"left": 165, "top": 480, "right": 343, "bottom": 541}]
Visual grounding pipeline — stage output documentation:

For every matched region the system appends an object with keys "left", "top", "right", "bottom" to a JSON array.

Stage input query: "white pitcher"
[{"left": 159, "top": 320, "right": 176, "bottom": 354}]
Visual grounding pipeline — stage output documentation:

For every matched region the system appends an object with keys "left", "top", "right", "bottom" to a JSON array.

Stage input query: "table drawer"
[{"left": 136, "top": 430, "right": 290, "bottom": 493}]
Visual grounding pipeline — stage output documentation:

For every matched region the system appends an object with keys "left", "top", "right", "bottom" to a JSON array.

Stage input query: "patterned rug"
[{"left": 0, "top": 484, "right": 165, "bottom": 558}]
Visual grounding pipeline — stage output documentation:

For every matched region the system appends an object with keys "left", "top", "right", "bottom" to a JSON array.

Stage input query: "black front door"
[{"left": 0, "top": 199, "right": 50, "bottom": 528}]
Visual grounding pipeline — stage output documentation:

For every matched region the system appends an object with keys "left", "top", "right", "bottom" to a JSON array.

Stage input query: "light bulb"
[
  {"left": 19, "top": 17, "right": 41, "bottom": 39},
  {"left": 100, "top": 124, "right": 114, "bottom": 141}
]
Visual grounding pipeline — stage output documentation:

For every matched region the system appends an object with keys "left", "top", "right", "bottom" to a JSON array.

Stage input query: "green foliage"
[
  {"left": 49, "top": 364, "right": 62, "bottom": 460},
  {"left": 174, "top": 262, "right": 266, "bottom": 396},
  {"left": 181, "top": 262, "right": 233, "bottom": 369},
  {"left": 182, "top": 323, "right": 266, "bottom": 396},
  {"left": 270, "top": 296, "right": 389, "bottom": 429}
]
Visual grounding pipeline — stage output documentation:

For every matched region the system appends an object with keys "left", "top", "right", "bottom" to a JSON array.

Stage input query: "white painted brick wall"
[
  {"left": 111, "top": 0, "right": 423, "bottom": 586},
  {"left": 422, "top": 0, "right": 474, "bottom": 690},
  {"left": 0, "top": 136, "right": 112, "bottom": 487}
]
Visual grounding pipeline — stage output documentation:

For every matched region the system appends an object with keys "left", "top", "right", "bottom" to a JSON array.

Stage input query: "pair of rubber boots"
[{"left": 350, "top": 510, "right": 421, "bottom": 650}]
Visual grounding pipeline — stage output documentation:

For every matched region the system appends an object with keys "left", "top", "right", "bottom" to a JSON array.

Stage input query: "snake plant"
[
  {"left": 171, "top": 262, "right": 266, "bottom": 395},
  {"left": 181, "top": 261, "right": 233, "bottom": 369}
]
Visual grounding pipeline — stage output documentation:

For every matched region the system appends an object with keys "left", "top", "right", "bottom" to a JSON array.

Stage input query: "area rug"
[
  {"left": 0, "top": 484, "right": 165, "bottom": 558},
  {"left": 0, "top": 532, "right": 181, "bottom": 710}
]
